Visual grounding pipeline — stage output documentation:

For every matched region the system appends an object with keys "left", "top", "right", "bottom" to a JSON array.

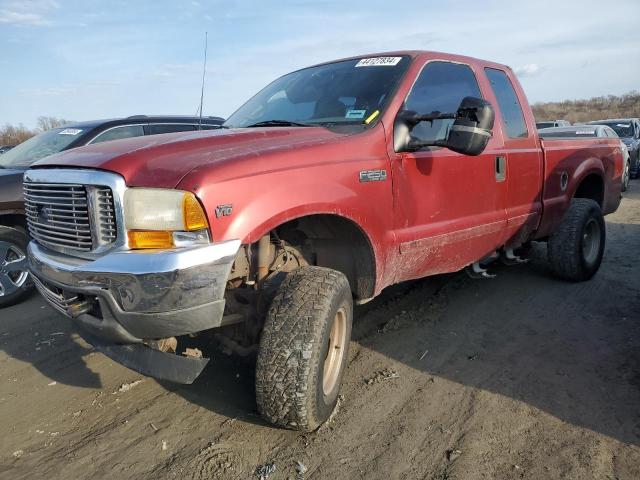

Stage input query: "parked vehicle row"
[
  {"left": 0, "top": 115, "right": 224, "bottom": 306},
  {"left": 21, "top": 51, "right": 623, "bottom": 431}
]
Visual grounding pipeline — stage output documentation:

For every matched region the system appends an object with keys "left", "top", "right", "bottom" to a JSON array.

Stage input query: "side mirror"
[
  {"left": 446, "top": 97, "right": 495, "bottom": 156},
  {"left": 394, "top": 96, "right": 495, "bottom": 156}
]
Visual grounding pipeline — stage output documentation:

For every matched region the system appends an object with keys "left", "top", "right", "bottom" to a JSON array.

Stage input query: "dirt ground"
[{"left": 1, "top": 184, "right": 639, "bottom": 480}]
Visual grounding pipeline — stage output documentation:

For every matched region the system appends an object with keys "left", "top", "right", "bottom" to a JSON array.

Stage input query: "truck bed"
[{"left": 536, "top": 137, "right": 622, "bottom": 238}]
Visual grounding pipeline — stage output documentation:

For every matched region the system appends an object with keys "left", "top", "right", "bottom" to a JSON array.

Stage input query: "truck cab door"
[
  {"left": 389, "top": 60, "right": 508, "bottom": 282},
  {"left": 484, "top": 68, "right": 543, "bottom": 247}
]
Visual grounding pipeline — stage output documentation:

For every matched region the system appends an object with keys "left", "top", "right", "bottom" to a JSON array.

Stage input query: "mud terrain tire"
[
  {"left": 255, "top": 266, "right": 352, "bottom": 431},
  {"left": 547, "top": 198, "right": 605, "bottom": 282}
]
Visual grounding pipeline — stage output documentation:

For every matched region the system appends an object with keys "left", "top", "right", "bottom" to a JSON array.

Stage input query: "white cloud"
[
  {"left": 514, "top": 63, "right": 541, "bottom": 78},
  {"left": 0, "top": 10, "right": 50, "bottom": 26},
  {"left": 0, "top": 0, "right": 59, "bottom": 26}
]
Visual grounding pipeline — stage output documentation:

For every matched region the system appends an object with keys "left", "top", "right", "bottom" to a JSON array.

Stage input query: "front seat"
[{"left": 314, "top": 98, "right": 346, "bottom": 119}]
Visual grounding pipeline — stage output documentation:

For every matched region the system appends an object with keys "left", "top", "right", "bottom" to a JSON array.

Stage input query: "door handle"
[{"left": 495, "top": 156, "right": 506, "bottom": 182}]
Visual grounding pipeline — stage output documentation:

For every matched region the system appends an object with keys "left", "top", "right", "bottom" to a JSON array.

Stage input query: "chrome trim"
[
  {"left": 30, "top": 238, "right": 241, "bottom": 276},
  {"left": 449, "top": 125, "right": 493, "bottom": 137},
  {"left": 24, "top": 169, "right": 128, "bottom": 259}
]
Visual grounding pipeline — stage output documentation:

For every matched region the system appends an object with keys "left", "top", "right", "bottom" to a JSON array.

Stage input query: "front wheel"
[
  {"left": 547, "top": 199, "right": 605, "bottom": 282},
  {"left": 0, "top": 226, "right": 33, "bottom": 307},
  {"left": 255, "top": 266, "right": 352, "bottom": 431}
]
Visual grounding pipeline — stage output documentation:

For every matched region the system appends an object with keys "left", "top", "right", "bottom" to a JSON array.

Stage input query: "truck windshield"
[
  {"left": 224, "top": 56, "right": 411, "bottom": 129},
  {"left": 0, "top": 127, "right": 83, "bottom": 169}
]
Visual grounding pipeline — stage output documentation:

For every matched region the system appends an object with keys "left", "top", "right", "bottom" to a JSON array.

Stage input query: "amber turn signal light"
[
  {"left": 127, "top": 230, "right": 174, "bottom": 249},
  {"left": 183, "top": 193, "right": 209, "bottom": 231}
]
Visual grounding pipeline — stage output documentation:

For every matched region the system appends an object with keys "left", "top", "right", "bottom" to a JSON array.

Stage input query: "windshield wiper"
[{"left": 245, "top": 120, "right": 313, "bottom": 128}]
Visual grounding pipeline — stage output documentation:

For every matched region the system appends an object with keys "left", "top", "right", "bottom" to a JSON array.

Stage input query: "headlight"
[{"left": 124, "top": 188, "right": 210, "bottom": 249}]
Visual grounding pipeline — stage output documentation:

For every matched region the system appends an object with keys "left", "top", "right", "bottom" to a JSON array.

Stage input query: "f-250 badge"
[
  {"left": 359, "top": 169, "right": 387, "bottom": 183},
  {"left": 215, "top": 204, "right": 233, "bottom": 218}
]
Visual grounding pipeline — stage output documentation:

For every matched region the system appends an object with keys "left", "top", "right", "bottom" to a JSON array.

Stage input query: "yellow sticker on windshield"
[{"left": 364, "top": 110, "right": 380, "bottom": 124}]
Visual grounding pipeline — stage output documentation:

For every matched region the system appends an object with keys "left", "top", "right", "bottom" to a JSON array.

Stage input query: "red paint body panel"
[{"left": 34, "top": 51, "right": 623, "bottom": 297}]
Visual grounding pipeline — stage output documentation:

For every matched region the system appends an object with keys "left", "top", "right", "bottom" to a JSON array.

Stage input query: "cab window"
[
  {"left": 404, "top": 61, "right": 482, "bottom": 143},
  {"left": 485, "top": 68, "right": 528, "bottom": 139}
]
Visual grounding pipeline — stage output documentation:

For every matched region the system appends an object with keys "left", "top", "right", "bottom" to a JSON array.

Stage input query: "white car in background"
[{"left": 539, "top": 124, "right": 631, "bottom": 192}]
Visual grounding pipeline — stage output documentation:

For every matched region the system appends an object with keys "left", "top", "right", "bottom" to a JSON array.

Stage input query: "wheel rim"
[
  {"left": 323, "top": 307, "right": 347, "bottom": 397},
  {"left": 624, "top": 162, "right": 630, "bottom": 188},
  {"left": 0, "top": 241, "right": 29, "bottom": 298},
  {"left": 581, "top": 218, "right": 601, "bottom": 266}
]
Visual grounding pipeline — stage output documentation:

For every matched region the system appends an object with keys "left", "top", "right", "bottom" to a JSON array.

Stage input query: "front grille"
[
  {"left": 24, "top": 181, "right": 117, "bottom": 253},
  {"left": 96, "top": 188, "right": 117, "bottom": 243}
]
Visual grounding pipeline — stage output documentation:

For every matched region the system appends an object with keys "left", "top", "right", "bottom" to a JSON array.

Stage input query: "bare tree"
[
  {"left": 36, "top": 116, "right": 72, "bottom": 131},
  {"left": 533, "top": 91, "right": 640, "bottom": 123},
  {"left": 0, "top": 124, "right": 36, "bottom": 146}
]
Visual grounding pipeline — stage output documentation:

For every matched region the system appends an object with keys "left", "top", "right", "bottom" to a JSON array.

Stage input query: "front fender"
[{"left": 180, "top": 163, "right": 396, "bottom": 292}]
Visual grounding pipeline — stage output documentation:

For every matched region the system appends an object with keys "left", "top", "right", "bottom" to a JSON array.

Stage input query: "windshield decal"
[
  {"left": 355, "top": 57, "right": 402, "bottom": 67},
  {"left": 616, "top": 124, "right": 630, "bottom": 128},
  {"left": 576, "top": 130, "right": 595, "bottom": 134},
  {"left": 58, "top": 128, "right": 83, "bottom": 135},
  {"left": 345, "top": 109, "right": 366, "bottom": 119}
]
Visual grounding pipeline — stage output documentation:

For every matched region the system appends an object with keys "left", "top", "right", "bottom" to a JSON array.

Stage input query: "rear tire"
[
  {"left": 255, "top": 266, "right": 352, "bottom": 431},
  {"left": 547, "top": 199, "right": 605, "bottom": 282},
  {"left": 0, "top": 226, "right": 33, "bottom": 308}
]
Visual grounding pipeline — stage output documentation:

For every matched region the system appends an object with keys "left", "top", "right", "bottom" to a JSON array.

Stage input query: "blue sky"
[{"left": 1, "top": 0, "right": 639, "bottom": 128}]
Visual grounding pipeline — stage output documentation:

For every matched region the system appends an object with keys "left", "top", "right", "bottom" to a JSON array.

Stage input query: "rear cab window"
[{"left": 485, "top": 68, "right": 529, "bottom": 139}]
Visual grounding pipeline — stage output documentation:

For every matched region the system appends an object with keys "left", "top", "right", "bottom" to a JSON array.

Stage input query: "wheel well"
[
  {"left": 573, "top": 174, "right": 604, "bottom": 207},
  {"left": 274, "top": 214, "right": 376, "bottom": 301},
  {"left": 0, "top": 213, "right": 27, "bottom": 232}
]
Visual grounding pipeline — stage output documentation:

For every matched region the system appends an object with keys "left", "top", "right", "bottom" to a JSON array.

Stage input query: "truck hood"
[{"left": 32, "top": 127, "right": 348, "bottom": 188}]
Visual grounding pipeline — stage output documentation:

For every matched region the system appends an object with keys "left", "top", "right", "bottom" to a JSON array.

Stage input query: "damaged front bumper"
[{"left": 28, "top": 239, "right": 240, "bottom": 383}]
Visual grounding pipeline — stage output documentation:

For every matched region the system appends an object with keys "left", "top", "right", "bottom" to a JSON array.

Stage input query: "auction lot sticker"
[
  {"left": 356, "top": 57, "right": 402, "bottom": 67},
  {"left": 58, "top": 128, "right": 83, "bottom": 135}
]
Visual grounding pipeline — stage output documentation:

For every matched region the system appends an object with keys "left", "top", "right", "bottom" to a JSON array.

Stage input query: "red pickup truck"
[{"left": 26, "top": 51, "right": 622, "bottom": 431}]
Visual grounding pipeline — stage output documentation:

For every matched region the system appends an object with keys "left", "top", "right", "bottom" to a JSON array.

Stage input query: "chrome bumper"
[{"left": 28, "top": 240, "right": 240, "bottom": 342}]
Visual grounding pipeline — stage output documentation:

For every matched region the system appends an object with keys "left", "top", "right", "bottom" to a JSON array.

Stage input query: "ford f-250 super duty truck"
[{"left": 26, "top": 51, "right": 622, "bottom": 431}]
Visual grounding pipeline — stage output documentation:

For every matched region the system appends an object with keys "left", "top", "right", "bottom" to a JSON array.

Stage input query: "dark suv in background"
[
  {"left": 0, "top": 115, "right": 224, "bottom": 307},
  {"left": 587, "top": 118, "right": 640, "bottom": 178}
]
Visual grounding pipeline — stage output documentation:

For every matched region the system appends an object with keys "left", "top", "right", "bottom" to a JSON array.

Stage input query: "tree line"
[
  {"left": 0, "top": 117, "right": 71, "bottom": 146},
  {"left": 532, "top": 91, "right": 640, "bottom": 123}
]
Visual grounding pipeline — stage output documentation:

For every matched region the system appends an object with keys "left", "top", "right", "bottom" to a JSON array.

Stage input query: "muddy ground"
[{"left": 1, "top": 184, "right": 639, "bottom": 480}]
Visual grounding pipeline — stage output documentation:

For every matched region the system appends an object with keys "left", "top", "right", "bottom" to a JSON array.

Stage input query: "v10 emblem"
[{"left": 215, "top": 204, "right": 233, "bottom": 218}]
